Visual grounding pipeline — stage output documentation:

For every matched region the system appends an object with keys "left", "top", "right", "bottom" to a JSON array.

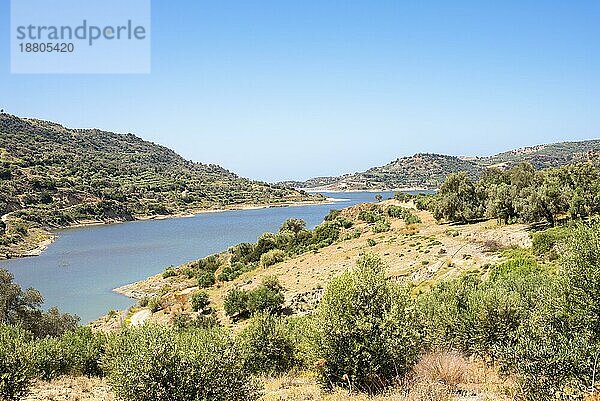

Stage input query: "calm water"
[{"left": 1, "top": 191, "right": 403, "bottom": 322}]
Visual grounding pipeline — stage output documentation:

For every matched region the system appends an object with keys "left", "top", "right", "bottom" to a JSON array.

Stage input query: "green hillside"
[
  {"left": 0, "top": 114, "right": 320, "bottom": 257},
  {"left": 281, "top": 140, "right": 600, "bottom": 191}
]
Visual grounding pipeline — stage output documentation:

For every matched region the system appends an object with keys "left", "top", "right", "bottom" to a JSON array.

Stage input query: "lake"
[{"left": 1, "top": 191, "right": 408, "bottom": 322}]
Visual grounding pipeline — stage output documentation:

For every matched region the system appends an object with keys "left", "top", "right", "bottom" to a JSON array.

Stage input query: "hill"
[
  {"left": 280, "top": 139, "right": 600, "bottom": 191},
  {"left": 0, "top": 114, "right": 321, "bottom": 258}
]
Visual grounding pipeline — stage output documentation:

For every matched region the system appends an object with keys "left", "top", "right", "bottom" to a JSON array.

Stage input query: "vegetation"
[
  {"left": 103, "top": 325, "right": 260, "bottom": 401},
  {"left": 0, "top": 268, "right": 78, "bottom": 338},
  {"left": 315, "top": 254, "right": 420, "bottom": 393},
  {"left": 190, "top": 290, "right": 210, "bottom": 312},
  {"left": 240, "top": 313, "right": 296, "bottom": 374},
  {"left": 4, "top": 220, "right": 600, "bottom": 400},
  {"left": 224, "top": 276, "right": 285, "bottom": 320},
  {"left": 0, "top": 324, "right": 33, "bottom": 401},
  {"left": 280, "top": 140, "right": 600, "bottom": 191},
  {"left": 0, "top": 114, "right": 320, "bottom": 256},
  {"left": 164, "top": 216, "right": 355, "bottom": 291},
  {"left": 432, "top": 162, "right": 600, "bottom": 225}
]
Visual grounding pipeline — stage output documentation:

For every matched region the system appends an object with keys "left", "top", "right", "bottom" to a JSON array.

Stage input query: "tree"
[
  {"left": 279, "top": 218, "right": 306, "bottom": 234},
  {"left": 0, "top": 269, "right": 78, "bottom": 338},
  {"left": 315, "top": 254, "right": 420, "bottom": 393},
  {"left": 433, "top": 172, "right": 482, "bottom": 223}
]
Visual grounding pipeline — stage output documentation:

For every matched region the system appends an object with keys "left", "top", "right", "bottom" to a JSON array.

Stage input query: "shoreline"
[
  {"left": 2, "top": 197, "right": 342, "bottom": 260},
  {"left": 302, "top": 187, "right": 434, "bottom": 193}
]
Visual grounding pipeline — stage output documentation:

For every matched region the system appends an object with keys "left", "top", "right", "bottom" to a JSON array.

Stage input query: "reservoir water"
[{"left": 1, "top": 192, "right": 402, "bottom": 322}]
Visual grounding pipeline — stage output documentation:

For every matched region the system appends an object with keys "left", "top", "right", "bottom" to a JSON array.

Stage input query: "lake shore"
[
  {"left": 1, "top": 197, "right": 342, "bottom": 260},
  {"left": 302, "top": 187, "right": 433, "bottom": 193}
]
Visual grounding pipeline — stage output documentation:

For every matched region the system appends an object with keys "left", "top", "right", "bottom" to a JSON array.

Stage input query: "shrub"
[
  {"left": 531, "top": 226, "right": 570, "bottom": 259},
  {"left": 279, "top": 218, "right": 306, "bottom": 234},
  {"left": 0, "top": 324, "right": 33, "bottom": 401},
  {"left": 138, "top": 296, "right": 149, "bottom": 307},
  {"left": 240, "top": 313, "right": 295, "bottom": 374},
  {"left": 315, "top": 254, "right": 420, "bottom": 393},
  {"left": 324, "top": 209, "right": 341, "bottom": 221},
  {"left": 367, "top": 238, "right": 376, "bottom": 247},
  {"left": 501, "top": 223, "right": 600, "bottom": 399},
  {"left": 403, "top": 212, "right": 421, "bottom": 224},
  {"left": 31, "top": 337, "right": 68, "bottom": 380},
  {"left": 224, "top": 277, "right": 285, "bottom": 320},
  {"left": 224, "top": 288, "right": 250, "bottom": 320},
  {"left": 372, "top": 219, "right": 390, "bottom": 233},
  {"left": 197, "top": 255, "right": 221, "bottom": 273},
  {"left": 162, "top": 267, "right": 177, "bottom": 278},
  {"left": 285, "top": 315, "right": 320, "bottom": 368},
  {"left": 103, "top": 325, "right": 260, "bottom": 401},
  {"left": 147, "top": 296, "right": 162, "bottom": 313},
  {"left": 191, "top": 291, "right": 209, "bottom": 312},
  {"left": 311, "top": 221, "right": 341, "bottom": 247},
  {"left": 260, "top": 249, "right": 286, "bottom": 268},
  {"left": 247, "top": 285, "right": 284, "bottom": 314},
  {"left": 61, "top": 327, "right": 106, "bottom": 377},
  {"left": 336, "top": 217, "right": 353, "bottom": 229},
  {"left": 31, "top": 327, "right": 106, "bottom": 380},
  {"left": 218, "top": 261, "right": 254, "bottom": 282},
  {"left": 197, "top": 269, "right": 215, "bottom": 288}
]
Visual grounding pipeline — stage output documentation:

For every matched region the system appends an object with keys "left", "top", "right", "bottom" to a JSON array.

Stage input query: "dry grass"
[
  {"left": 412, "top": 350, "right": 468, "bottom": 390},
  {"left": 22, "top": 377, "right": 115, "bottom": 401},
  {"left": 261, "top": 352, "right": 515, "bottom": 401}
]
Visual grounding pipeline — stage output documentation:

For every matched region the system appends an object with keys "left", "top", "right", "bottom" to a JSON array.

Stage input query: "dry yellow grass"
[{"left": 23, "top": 377, "right": 114, "bottom": 401}]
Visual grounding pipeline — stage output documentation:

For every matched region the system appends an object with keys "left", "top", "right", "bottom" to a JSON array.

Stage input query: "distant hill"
[
  {"left": 0, "top": 114, "right": 320, "bottom": 257},
  {"left": 279, "top": 140, "right": 600, "bottom": 191}
]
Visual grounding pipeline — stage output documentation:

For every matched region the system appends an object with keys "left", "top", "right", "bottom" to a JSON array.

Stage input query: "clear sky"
[{"left": 1, "top": 1, "right": 599, "bottom": 182}]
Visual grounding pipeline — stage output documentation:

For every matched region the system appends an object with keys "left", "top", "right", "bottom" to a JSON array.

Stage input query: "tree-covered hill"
[
  {"left": 280, "top": 139, "right": 600, "bottom": 191},
  {"left": 279, "top": 153, "right": 483, "bottom": 190},
  {"left": 478, "top": 139, "right": 600, "bottom": 169},
  {"left": 0, "top": 114, "right": 320, "bottom": 256}
]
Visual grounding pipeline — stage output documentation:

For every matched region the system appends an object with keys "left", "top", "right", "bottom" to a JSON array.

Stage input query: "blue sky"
[{"left": 1, "top": 1, "right": 599, "bottom": 181}]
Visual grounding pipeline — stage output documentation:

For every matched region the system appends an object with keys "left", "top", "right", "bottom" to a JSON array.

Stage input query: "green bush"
[
  {"left": 324, "top": 209, "right": 341, "bottom": 221},
  {"left": 247, "top": 286, "right": 284, "bottom": 314},
  {"left": 260, "top": 249, "right": 286, "bottom": 268},
  {"left": 0, "top": 324, "right": 33, "bottom": 401},
  {"left": 224, "top": 277, "right": 285, "bottom": 320},
  {"left": 191, "top": 291, "right": 210, "bottom": 312},
  {"left": 372, "top": 220, "right": 390, "bottom": 233},
  {"left": 197, "top": 269, "right": 216, "bottom": 288},
  {"left": 31, "top": 327, "right": 105, "bottom": 380},
  {"left": 285, "top": 315, "right": 320, "bottom": 368},
  {"left": 103, "top": 325, "right": 260, "bottom": 401},
  {"left": 162, "top": 267, "right": 177, "bottom": 278},
  {"left": 240, "top": 313, "right": 295, "bottom": 374},
  {"left": 62, "top": 327, "right": 106, "bottom": 377},
  {"left": 531, "top": 226, "right": 570, "bottom": 260},
  {"left": 147, "top": 296, "right": 163, "bottom": 313},
  {"left": 311, "top": 221, "right": 341, "bottom": 247},
  {"left": 223, "top": 288, "right": 250, "bottom": 320},
  {"left": 218, "top": 261, "right": 255, "bottom": 282},
  {"left": 30, "top": 337, "right": 69, "bottom": 381},
  {"left": 501, "top": 223, "right": 600, "bottom": 399},
  {"left": 279, "top": 218, "right": 306, "bottom": 234},
  {"left": 315, "top": 254, "right": 420, "bottom": 393}
]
